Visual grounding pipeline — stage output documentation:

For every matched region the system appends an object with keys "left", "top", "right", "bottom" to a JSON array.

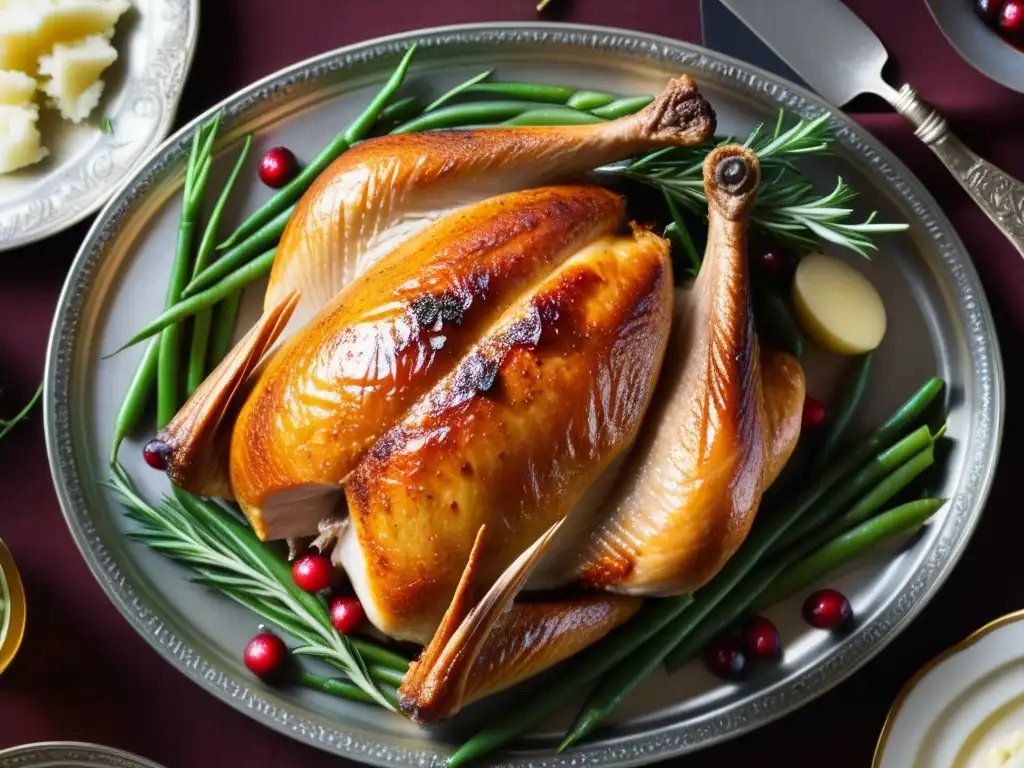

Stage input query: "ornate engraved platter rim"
[
  {"left": 0, "top": 742, "right": 167, "bottom": 768},
  {"left": 43, "top": 22, "right": 1004, "bottom": 768},
  {"left": 0, "top": 0, "right": 199, "bottom": 252}
]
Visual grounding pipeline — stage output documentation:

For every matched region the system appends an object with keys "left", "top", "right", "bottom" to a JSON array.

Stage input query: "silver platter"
[
  {"left": 43, "top": 23, "right": 1004, "bottom": 767},
  {"left": 0, "top": 743, "right": 166, "bottom": 768},
  {"left": 0, "top": 0, "right": 199, "bottom": 251}
]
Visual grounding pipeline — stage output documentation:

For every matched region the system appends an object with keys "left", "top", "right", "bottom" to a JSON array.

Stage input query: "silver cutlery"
[{"left": 720, "top": 0, "right": 1024, "bottom": 259}]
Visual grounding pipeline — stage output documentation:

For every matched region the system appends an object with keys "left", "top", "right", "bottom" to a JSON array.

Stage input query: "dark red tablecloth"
[{"left": 2, "top": 1, "right": 1023, "bottom": 765}]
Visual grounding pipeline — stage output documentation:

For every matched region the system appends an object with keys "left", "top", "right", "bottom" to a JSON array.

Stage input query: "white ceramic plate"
[
  {"left": 0, "top": 0, "right": 198, "bottom": 252},
  {"left": 875, "top": 611, "right": 1024, "bottom": 767}
]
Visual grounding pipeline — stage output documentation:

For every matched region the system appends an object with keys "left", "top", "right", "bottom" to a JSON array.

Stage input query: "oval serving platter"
[
  {"left": 0, "top": 0, "right": 199, "bottom": 252},
  {"left": 43, "top": 23, "right": 1003, "bottom": 767}
]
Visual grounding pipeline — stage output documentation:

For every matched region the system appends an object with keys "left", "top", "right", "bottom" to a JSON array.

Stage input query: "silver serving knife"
[{"left": 719, "top": 0, "right": 1024, "bottom": 259}]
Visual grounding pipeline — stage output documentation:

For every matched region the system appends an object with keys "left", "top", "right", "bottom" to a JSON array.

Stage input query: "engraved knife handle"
[{"left": 891, "top": 84, "right": 1024, "bottom": 259}]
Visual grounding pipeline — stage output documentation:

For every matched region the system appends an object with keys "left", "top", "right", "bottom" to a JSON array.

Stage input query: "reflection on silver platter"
[{"left": 43, "top": 23, "right": 1003, "bottom": 767}]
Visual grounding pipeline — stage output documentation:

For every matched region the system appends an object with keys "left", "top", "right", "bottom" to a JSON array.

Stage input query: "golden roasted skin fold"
[
  {"left": 343, "top": 226, "right": 674, "bottom": 642},
  {"left": 229, "top": 186, "right": 626, "bottom": 540},
  {"left": 153, "top": 291, "right": 299, "bottom": 498},
  {"left": 266, "top": 75, "right": 715, "bottom": 328},
  {"left": 572, "top": 145, "right": 807, "bottom": 597}
]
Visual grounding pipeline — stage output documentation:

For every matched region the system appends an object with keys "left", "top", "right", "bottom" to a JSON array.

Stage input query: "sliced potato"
[
  {"left": 0, "top": 102, "right": 47, "bottom": 172},
  {"left": 791, "top": 252, "right": 887, "bottom": 355}
]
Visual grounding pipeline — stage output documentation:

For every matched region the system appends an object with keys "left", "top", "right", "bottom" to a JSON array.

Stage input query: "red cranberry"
[
  {"left": 291, "top": 554, "right": 333, "bottom": 592},
  {"left": 755, "top": 248, "right": 788, "bottom": 277},
  {"left": 244, "top": 632, "right": 287, "bottom": 678},
  {"left": 999, "top": 0, "right": 1024, "bottom": 38},
  {"left": 258, "top": 146, "right": 298, "bottom": 188},
  {"left": 975, "top": 0, "right": 1005, "bottom": 23},
  {"left": 742, "top": 616, "right": 781, "bottom": 660},
  {"left": 803, "top": 589, "right": 853, "bottom": 630},
  {"left": 329, "top": 596, "right": 365, "bottom": 635},
  {"left": 704, "top": 637, "right": 747, "bottom": 680},
  {"left": 142, "top": 438, "right": 170, "bottom": 470},
  {"left": 802, "top": 396, "right": 827, "bottom": 430}
]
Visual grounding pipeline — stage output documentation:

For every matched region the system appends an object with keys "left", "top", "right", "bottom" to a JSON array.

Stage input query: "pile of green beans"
[{"left": 450, "top": 376, "right": 945, "bottom": 764}]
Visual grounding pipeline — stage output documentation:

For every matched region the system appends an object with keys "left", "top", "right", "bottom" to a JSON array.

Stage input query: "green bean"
[
  {"left": 662, "top": 436, "right": 936, "bottom": 673},
  {"left": 114, "top": 248, "right": 277, "bottom": 351},
  {"left": 817, "top": 353, "right": 873, "bottom": 467},
  {"left": 295, "top": 669, "right": 398, "bottom": 707},
  {"left": 753, "top": 498, "right": 946, "bottom": 612},
  {"left": 186, "top": 207, "right": 291, "bottom": 296},
  {"left": 185, "top": 134, "right": 253, "bottom": 395},
  {"left": 768, "top": 424, "right": 934, "bottom": 557},
  {"left": 558, "top": 377, "right": 944, "bottom": 749},
  {"left": 591, "top": 95, "right": 654, "bottom": 119},
  {"left": 500, "top": 107, "right": 604, "bottom": 126},
  {"left": 296, "top": 671, "right": 391, "bottom": 708},
  {"left": 389, "top": 100, "right": 547, "bottom": 134},
  {"left": 464, "top": 81, "right": 578, "bottom": 104},
  {"left": 218, "top": 45, "right": 417, "bottom": 251},
  {"left": 755, "top": 289, "right": 803, "bottom": 357},
  {"left": 425, "top": 70, "right": 494, "bottom": 112},
  {"left": 367, "top": 664, "right": 406, "bottom": 689},
  {"left": 565, "top": 90, "right": 619, "bottom": 110},
  {"left": 446, "top": 595, "right": 694, "bottom": 768},
  {"left": 109, "top": 339, "right": 158, "bottom": 465},
  {"left": 807, "top": 443, "right": 937, "bottom": 550},
  {"left": 156, "top": 180, "right": 203, "bottom": 425},
  {"left": 186, "top": 310, "right": 213, "bottom": 396},
  {"left": 208, "top": 291, "right": 242, "bottom": 368},
  {"left": 348, "top": 637, "right": 411, "bottom": 672},
  {"left": 374, "top": 95, "right": 421, "bottom": 129},
  {"left": 192, "top": 134, "right": 254, "bottom": 279}
]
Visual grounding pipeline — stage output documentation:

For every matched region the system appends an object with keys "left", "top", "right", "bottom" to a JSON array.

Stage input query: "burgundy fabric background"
[{"left": 1, "top": 1, "right": 1022, "bottom": 765}]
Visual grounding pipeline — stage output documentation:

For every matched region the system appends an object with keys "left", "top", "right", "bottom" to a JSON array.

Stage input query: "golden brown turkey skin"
[
  {"left": 266, "top": 75, "right": 715, "bottom": 328},
  {"left": 344, "top": 227, "right": 673, "bottom": 642},
  {"left": 156, "top": 76, "right": 715, "bottom": 502},
  {"left": 573, "top": 145, "right": 806, "bottom": 596},
  {"left": 229, "top": 186, "right": 625, "bottom": 540}
]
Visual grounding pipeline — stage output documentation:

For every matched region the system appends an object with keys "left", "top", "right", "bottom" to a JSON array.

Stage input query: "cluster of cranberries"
[
  {"left": 243, "top": 552, "right": 366, "bottom": 678},
  {"left": 975, "top": 0, "right": 1024, "bottom": 47},
  {"left": 704, "top": 591, "right": 853, "bottom": 680}
]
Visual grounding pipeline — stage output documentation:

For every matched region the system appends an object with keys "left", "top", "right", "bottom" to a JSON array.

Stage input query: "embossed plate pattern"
[
  {"left": 43, "top": 23, "right": 1003, "bottom": 767},
  {"left": 0, "top": 742, "right": 166, "bottom": 768},
  {"left": 0, "top": 0, "right": 198, "bottom": 252}
]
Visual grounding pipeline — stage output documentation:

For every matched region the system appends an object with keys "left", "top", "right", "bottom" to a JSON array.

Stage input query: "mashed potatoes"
[
  {"left": 0, "top": 0, "right": 128, "bottom": 172},
  {"left": 978, "top": 730, "right": 1024, "bottom": 768}
]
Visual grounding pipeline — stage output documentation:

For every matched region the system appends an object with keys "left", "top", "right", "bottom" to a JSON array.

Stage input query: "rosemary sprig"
[
  {"left": 597, "top": 112, "right": 908, "bottom": 258},
  {"left": 0, "top": 384, "right": 41, "bottom": 443},
  {"left": 107, "top": 465, "right": 395, "bottom": 709}
]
